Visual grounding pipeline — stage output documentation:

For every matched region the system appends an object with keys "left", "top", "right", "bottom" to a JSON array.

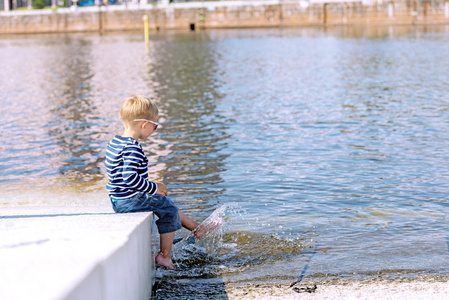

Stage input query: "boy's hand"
[{"left": 156, "top": 183, "right": 168, "bottom": 197}]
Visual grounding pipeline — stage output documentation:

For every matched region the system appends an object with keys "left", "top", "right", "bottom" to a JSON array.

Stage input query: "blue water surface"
[{"left": 1, "top": 26, "right": 449, "bottom": 289}]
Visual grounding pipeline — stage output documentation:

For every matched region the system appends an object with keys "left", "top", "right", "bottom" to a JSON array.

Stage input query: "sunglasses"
[{"left": 133, "top": 119, "right": 159, "bottom": 130}]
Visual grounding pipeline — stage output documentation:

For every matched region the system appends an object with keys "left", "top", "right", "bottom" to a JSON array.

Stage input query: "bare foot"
[
  {"left": 193, "top": 220, "right": 222, "bottom": 239},
  {"left": 155, "top": 252, "right": 175, "bottom": 269}
]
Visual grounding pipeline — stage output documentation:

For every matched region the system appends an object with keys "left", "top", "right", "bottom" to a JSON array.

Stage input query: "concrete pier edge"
[
  {"left": 0, "top": 206, "right": 154, "bottom": 300},
  {"left": 64, "top": 212, "right": 154, "bottom": 300}
]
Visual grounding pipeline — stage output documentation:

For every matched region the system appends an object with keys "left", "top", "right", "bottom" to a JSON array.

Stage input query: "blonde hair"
[{"left": 120, "top": 95, "right": 158, "bottom": 123}]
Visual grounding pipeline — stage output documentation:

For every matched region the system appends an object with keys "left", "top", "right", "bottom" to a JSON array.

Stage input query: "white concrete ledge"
[{"left": 0, "top": 206, "right": 154, "bottom": 300}]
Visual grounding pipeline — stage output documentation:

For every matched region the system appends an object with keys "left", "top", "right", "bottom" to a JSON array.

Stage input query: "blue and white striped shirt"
[{"left": 105, "top": 135, "right": 157, "bottom": 199}]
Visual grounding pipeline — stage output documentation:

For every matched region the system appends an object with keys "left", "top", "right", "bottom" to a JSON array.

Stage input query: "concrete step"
[{"left": 0, "top": 205, "right": 154, "bottom": 300}]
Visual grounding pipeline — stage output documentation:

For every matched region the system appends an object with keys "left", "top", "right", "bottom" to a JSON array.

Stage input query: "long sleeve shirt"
[{"left": 105, "top": 135, "right": 157, "bottom": 199}]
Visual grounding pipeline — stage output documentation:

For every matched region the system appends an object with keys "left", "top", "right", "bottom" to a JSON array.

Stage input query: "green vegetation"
[
  {"left": 32, "top": 0, "right": 48, "bottom": 9},
  {"left": 16, "top": 4, "right": 62, "bottom": 11}
]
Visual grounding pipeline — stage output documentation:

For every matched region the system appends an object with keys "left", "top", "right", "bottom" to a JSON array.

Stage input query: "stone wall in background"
[{"left": 1, "top": 1, "right": 449, "bottom": 34}]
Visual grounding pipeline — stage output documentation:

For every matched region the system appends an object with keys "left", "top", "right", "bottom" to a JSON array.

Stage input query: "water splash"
[
  {"left": 173, "top": 202, "right": 244, "bottom": 256},
  {"left": 168, "top": 202, "right": 247, "bottom": 273},
  {"left": 169, "top": 202, "right": 307, "bottom": 275}
]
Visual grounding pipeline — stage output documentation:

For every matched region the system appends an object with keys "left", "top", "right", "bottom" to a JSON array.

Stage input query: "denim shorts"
[{"left": 110, "top": 192, "right": 182, "bottom": 234}]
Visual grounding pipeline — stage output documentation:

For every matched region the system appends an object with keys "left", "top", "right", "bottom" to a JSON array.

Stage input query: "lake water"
[{"left": 2, "top": 25, "right": 449, "bottom": 297}]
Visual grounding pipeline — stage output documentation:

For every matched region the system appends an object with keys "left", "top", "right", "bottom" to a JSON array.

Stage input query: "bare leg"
[
  {"left": 155, "top": 231, "right": 175, "bottom": 269},
  {"left": 178, "top": 210, "right": 220, "bottom": 239},
  {"left": 179, "top": 210, "right": 200, "bottom": 231}
]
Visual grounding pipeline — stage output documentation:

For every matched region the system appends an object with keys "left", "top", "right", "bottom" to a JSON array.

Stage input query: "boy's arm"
[
  {"left": 155, "top": 182, "right": 168, "bottom": 197},
  {"left": 122, "top": 150, "right": 158, "bottom": 195}
]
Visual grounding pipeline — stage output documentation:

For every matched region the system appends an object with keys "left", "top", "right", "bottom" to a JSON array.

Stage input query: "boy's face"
[{"left": 139, "top": 119, "right": 159, "bottom": 140}]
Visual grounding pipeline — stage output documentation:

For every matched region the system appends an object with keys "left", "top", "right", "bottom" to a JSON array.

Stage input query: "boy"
[{"left": 105, "top": 95, "right": 210, "bottom": 269}]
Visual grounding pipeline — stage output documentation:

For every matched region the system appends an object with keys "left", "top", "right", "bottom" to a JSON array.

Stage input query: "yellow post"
[{"left": 142, "top": 15, "right": 149, "bottom": 51}]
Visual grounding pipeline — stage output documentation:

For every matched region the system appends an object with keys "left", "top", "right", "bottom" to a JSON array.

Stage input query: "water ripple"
[{"left": 2, "top": 27, "right": 449, "bottom": 287}]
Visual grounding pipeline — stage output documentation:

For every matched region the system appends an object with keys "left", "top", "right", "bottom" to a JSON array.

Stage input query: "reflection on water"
[
  {"left": 145, "top": 32, "right": 230, "bottom": 209},
  {"left": 45, "top": 37, "right": 101, "bottom": 181},
  {"left": 2, "top": 26, "right": 449, "bottom": 296}
]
